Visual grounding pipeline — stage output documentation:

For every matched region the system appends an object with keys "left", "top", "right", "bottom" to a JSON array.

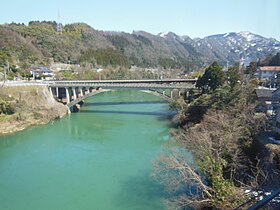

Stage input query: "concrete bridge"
[{"left": 46, "top": 79, "right": 197, "bottom": 111}]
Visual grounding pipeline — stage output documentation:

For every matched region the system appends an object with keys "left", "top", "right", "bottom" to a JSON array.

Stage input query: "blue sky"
[{"left": 1, "top": 0, "right": 280, "bottom": 40}]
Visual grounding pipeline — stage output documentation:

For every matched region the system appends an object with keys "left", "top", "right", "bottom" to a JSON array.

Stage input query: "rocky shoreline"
[{"left": 0, "top": 85, "right": 68, "bottom": 136}]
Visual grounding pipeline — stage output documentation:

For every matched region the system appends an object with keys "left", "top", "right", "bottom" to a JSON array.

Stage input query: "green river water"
[{"left": 0, "top": 90, "right": 173, "bottom": 210}]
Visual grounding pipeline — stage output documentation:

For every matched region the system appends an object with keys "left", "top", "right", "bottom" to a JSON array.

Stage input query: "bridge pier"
[
  {"left": 56, "top": 87, "right": 59, "bottom": 98},
  {"left": 49, "top": 87, "right": 54, "bottom": 98},
  {"left": 163, "top": 90, "right": 165, "bottom": 95},
  {"left": 65, "top": 88, "right": 70, "bottom": 104},
  {"left": 79, "top": 88, "right": 84, "bottom": 97},
  {"left": 170, "top": 90, "right": 173, "bottom": 99},
  {"left": 72, "top": 87, "right": 77, "bottom": 100}
]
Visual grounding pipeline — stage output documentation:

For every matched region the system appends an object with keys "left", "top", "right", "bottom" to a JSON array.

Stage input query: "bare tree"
[{"left": 153, "top": 103, "right": 267, "bottom": 209}]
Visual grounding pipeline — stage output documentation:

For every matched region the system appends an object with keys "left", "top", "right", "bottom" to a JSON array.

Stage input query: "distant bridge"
[
  {"left": 46, "top": 79, "right": 197, "bottom": 88},
  {"left": 46, "top": 79, "right": 197, "bottom": 111}
]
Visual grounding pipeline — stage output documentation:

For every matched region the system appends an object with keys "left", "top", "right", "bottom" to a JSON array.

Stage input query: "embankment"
[{"left": 0, "top": 85, "right": 68, "bottom": 135}]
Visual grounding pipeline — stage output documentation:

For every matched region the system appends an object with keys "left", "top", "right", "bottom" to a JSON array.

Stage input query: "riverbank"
[{"left": 0, "top": 85, "right": 68, "bottom": 135}]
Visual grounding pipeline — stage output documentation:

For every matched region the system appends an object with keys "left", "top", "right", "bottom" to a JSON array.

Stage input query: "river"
[{"left": 0, "top": 90, "right": 173, "bottom": 210}]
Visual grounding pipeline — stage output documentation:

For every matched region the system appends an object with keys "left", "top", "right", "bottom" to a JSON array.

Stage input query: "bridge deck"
[{"left": 46, "top": 79, "right": 196, "bottom": 89}]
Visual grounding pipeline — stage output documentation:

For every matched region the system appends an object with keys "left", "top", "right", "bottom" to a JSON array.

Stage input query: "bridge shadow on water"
[
  {"left": 80, "top": 100, "right": 175, "bottom": 120},
  {"left": 83, "top": 101, "right": 168, "bottom": 106},
  {"left": 79, "top": 109, "right": 174, "bottom": 117}
]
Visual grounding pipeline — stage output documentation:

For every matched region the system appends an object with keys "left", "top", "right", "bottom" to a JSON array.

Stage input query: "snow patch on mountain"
[{"left": 158, "top": 31, "right": 170, "bottom": 37}]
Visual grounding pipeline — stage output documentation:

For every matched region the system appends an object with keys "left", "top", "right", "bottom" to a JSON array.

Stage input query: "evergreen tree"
[
  {"left": 227, "top": 65, "right": 241, "bottom": 87},
  {"left": 259, "top": 54, "right": 273, "bottom": 66},
  {"left": 245, "top": 61, "right": 257, "bottom": 76},
  {"left": 196, "top": 61, "right": 225, "bottom": 91},
  {"left": 270, "top": 52, "right": 280, "bottom": 66}
]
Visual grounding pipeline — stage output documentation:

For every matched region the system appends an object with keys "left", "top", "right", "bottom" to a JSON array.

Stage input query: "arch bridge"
[{"left": 46, "top": 79, "right": 197, "bottom": 111}]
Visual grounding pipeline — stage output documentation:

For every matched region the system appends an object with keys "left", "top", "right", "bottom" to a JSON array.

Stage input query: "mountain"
[
  {"left": 0, "top": 21, "right": 279, "bottom": 71},
  {"left": 195, "top": 31, "right": 280, "bottom": 66}
]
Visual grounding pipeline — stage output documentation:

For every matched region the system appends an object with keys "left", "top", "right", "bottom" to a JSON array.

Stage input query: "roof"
[
  {"left": 31, "top": 67, "right": 52, "bottom": 73},
  {"left": 256, "top": 88, "right": 274, "bottom": 99},
  {"left": 259, "top": 66, "right": 280, "bottom": 71}
]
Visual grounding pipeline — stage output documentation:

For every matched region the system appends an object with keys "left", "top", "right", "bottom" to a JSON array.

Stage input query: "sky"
[{"left": 1, "top": 0, "right": 280, "bottom": 40}]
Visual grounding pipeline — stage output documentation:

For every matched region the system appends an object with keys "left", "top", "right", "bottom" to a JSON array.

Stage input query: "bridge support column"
[
  {"left": 65, "top": 88, "right": 70, "bottom": 104},
  {"left": 49, "top": 87, "right": 53, "bottom": 97},
  {"left": 56, "top": 87, "right": 59, "bottom": 98},
  {"left": 178, "top": 90, "right": 181, "bottom": 97},
  {"left": 79, "top": 88, "right": 84, "bottom": 97},
  {"left": 72, "top": 87, "right": 77, "bottom": 100},
  {"left": 163, "top": 91, "right": 165, "bottom": 95},
  {"left": 170, "top": 90, "right": 173, "bottom": 99},
  {"left": 186, "top": 91, "right": 189, "bottom": 99}
]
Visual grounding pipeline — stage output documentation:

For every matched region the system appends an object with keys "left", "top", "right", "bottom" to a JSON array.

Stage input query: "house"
[
  {"left": 30, "top": 67, "right": 54, "bottom": 80},
  {"left": 256, "top": 87, "right": 276, "bottom": 115},
  {"left": 271, "top": 88, "right": 280, "bottom": 135},
  {"left": 257, "top": 66, "right": 280, "bottom": 82},
  {"left": 272, "top": 88, "right": 280, "bottom": 108}
]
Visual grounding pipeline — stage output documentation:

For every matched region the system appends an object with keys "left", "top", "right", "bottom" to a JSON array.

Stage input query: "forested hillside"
[{"left": 0, "top": 21, "right": 279, "bottom": 73}]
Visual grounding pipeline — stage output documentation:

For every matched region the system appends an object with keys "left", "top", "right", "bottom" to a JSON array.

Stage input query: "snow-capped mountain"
[
  {"left": 192, "top": 31, "right": 280, "bottom": 65},
  {"left": 154, "top": 31, "right": 280, "bottom": 65}
]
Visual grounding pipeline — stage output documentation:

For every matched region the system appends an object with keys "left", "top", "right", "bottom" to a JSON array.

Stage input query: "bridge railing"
[
  {"left": 48, "top": 83, "right": 194, "bottom": 89},
  {"left": 43, "top": 79, "right": 197, "bottom": 84}
]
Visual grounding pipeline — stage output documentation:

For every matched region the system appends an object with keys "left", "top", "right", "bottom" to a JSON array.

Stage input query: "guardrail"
[
  {"left": 234, "top": 189, "right": 280, "bottom": 210},
  {"left": 247, "top": 189, "right": 280, "bottom": 210}
]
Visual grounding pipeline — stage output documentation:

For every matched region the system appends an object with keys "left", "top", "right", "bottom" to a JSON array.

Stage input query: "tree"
[
  {"left": 226, "top": 65, "right": 241, "bottom": 87},
  {"left": 196, "top": 62, "right": 225, "bottom": 92},
  {"left": 0, "top": 96, "right": 15, "bottom": 115},
  {"left": 0, "top": 51, "right": 9, "bottom": 65},
  {"left": 245, "top": 61, "right": 257, "bottom": 76},
  {"left": 258, "top": 54, "right": 273, "bottom": 66},
  {"left": 270, "top": 52, "right": 280, "bottom": 66}
]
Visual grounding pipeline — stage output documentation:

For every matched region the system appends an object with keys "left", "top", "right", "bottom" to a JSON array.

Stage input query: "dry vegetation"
[
  {"left": 152, "top": 62, "right": 275, "bottom": 209},
  {"left": 0, "top": 85, "right": 67, "bottom": 134}
]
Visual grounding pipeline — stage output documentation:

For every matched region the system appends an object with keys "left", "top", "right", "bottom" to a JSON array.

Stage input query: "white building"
[
  {"left": 30, "top": 67, "right": 54, "bottom": 80},
  {"left": 257, "top": 66, "right": 280, "bottom": 81}
]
